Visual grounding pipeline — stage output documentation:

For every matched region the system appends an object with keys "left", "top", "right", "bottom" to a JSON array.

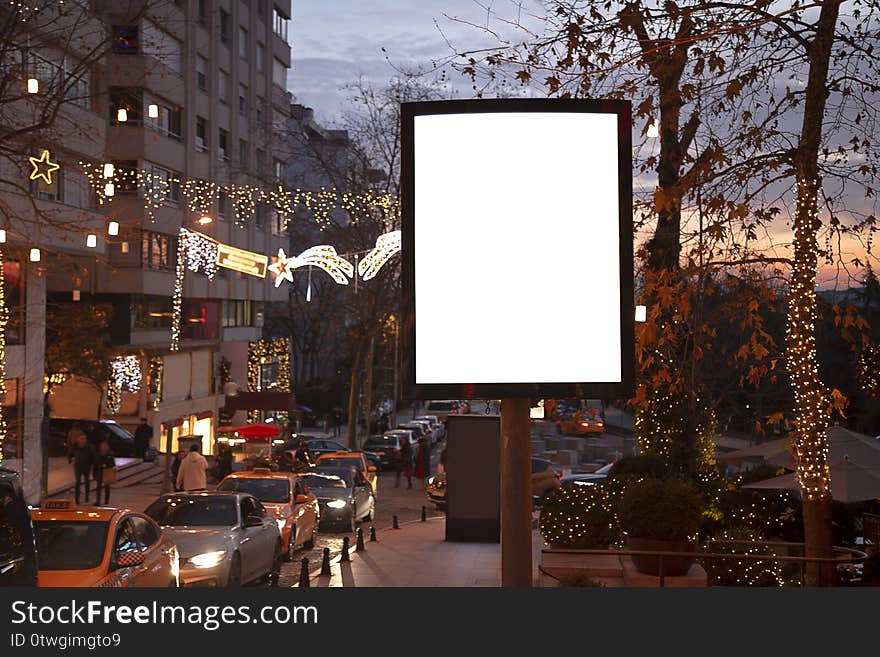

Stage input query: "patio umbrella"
[
  {"left": 716, "top": 438, "right": 795, "bottom": 469},
  {"left": 742, "top": 458, "right": 880, "bottom": 503}
]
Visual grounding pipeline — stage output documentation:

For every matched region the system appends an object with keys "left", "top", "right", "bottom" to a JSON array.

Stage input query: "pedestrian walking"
[
  {"left": 396, "top": 436, "right": 413, "bottom": 488},
  {"left": 93, "top": 440, "right": 116, "bottom": 505},
  {"left": 176, "top": 443, "right": 208, "bottom": 491},
  {"left": 66, "top": 424, "right": 95, "bottom": 505},
  {"left": 414, "top": 437, "right": 431, "bottom": 490},
  {"left": 133, "top": 417, "right": 153, "bottom": 462},
  {"left": 170, "top": 449, "right": 186, "bottom": 491}
]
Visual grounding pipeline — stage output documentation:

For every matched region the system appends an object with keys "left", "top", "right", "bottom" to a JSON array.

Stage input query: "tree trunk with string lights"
[{"left": 786, "top": 0, "right": 841, "bottom": 587}]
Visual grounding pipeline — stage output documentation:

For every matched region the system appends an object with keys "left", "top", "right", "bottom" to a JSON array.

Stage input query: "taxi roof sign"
[{"left": 41, "top": 499, "right": 76, "bottom": 510}]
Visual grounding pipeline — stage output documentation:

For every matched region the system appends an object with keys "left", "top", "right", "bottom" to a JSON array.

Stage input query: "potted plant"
[{"left": 617, "top": 478, "right": 703, "bottom": 576}]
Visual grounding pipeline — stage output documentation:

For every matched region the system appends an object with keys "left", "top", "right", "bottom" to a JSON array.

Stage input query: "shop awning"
[{"left": 222, "top": 391, "right": 297, "bottom": 413}]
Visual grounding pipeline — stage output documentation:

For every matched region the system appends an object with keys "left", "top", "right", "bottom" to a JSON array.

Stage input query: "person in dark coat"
[
  {"left": 414, "top": 437, "right": 431, "bottom": 490},
  {"left": 133, "top": 417, "right": 153, "bottom": 462},
  {"left": 396, "top": 437, "right": 413, "bottom": 489},
  {"left": 292, "top": 440, "right": 312, "bottom": 472},
  {"left": 66, "top": 425, "right": 95, "bottom": 505},
  {"left": 93, "top": 440, "right": 115, "bottom": 505},
  {"left": 170, "top": 450, "right": 186, "bottom": 491},
  {"left": 216, "top": 445, "right": 234, "bottom": 480}
]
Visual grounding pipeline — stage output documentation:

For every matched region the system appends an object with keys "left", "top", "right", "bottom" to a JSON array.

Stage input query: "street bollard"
[
  {"left": 421, "top": 506, "right": 427, "bottom": 522},
  {"left": 369, "top": 526, "right": 377, "bottom": 542},
  {"left": 392, "top": 515, "right": 400, "bottom": 529},
  {"left": 320, "top": 547, "right": 331, "bottom": 577},
  {"left": 341, "top": 536, "right": 351, "bottom": 562},
  {"left": 356, "top": 527, "right": 365, "bottom": 552},
  {"left": 299, "top": 558, "right": 310, "bottom": 588}
]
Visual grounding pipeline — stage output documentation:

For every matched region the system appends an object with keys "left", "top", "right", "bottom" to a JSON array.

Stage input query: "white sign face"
[{"left": 413, "top": 111, "right": 623, "bottom": 385}]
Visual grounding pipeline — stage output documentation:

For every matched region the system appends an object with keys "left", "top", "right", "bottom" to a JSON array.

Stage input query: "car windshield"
[
  {"left": 33, "top": 521, "right": 109, "bottom": 571},
  {"left": 102, "top": 423, "right": 133, "bottom": 440},
  {"left": 400, "top": 425, "right": 423, "bottom": 436},
  {"left": 317, "top": 457, "right": 362, "bottom": 472},
  {"left": 300, "top": 473, "right": 347, "bottom": 489},
  {"left": 217, "top": 478, "right": 290, "bottom": 503},
  {"left": 145, "top": 497, "right": 237, "bottom": 527}
]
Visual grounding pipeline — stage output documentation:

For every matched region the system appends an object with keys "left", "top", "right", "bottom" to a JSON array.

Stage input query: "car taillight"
[
  {"left": 580, "top": 421, "right": 589, "bottom": 427},
  {"left": 556, "top": 471, "right": 562, "bottom": 480}
]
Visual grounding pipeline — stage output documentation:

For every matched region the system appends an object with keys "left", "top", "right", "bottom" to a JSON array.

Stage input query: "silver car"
[{"left": 145, "top": 492, "right": 282, "bottom": 587}]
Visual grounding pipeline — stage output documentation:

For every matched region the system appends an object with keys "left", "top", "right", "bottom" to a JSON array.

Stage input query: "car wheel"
[
  {"left": 303, "top": 524, "right": 316, "bottom": 549},
  {"left": 267, "top": 541, "right": 282, "bottom": 587},
  {"left": 285, "top": 529, "right": 296, "bottom": 561},
  {"left": 227, "top": 553, "right": 242, "bottom": 587}
]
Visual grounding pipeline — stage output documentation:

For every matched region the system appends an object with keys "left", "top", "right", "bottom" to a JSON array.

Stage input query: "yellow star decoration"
[
  {"left": 29, "top": 149, "right": 60, "bottom": 185},
  {"left": 268, "top": 248, "right": 295, "bottom": 288}
]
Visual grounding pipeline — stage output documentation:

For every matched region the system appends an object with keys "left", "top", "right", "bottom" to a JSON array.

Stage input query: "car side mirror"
[
  {"left": 368, "top": 465, "right": 377, "bottom": 473},
  {"left": 244, "top": 515, "right": 263, "bottom": 528},
  {"left": 115, "top": 550, "right": 145, "bottom": 569},
  {"left": 294, "top": 494, "right": 310, "bottom": 504}
]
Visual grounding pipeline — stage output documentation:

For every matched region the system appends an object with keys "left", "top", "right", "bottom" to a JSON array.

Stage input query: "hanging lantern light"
[
  {"left": 27, "top": 78, "right": 39, "bottom": 94},
  {"left": 107, "top": 221, "right": 119, "bottom": 236},
  {"left": 147, "top": 103, "right": 159, "bottom": 118},
  {"left": 104, "top": 182, "right": 115, "bottom": 197},
  {"left": 29, "top": 248, "right": 40, "bottom": 262},
  {"left": 86, "top": 234, "right": 97, "bottom": 248},
  {"left": 103, "top": 163, "right": 115, "bottom": 178},
  {"left": 117, "top": 108, "right": 128, "bottom": 122}
]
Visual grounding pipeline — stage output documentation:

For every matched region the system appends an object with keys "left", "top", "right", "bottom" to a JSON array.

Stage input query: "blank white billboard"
[{"left": 412, "top": 109, "right": 624, "bottom": 386}]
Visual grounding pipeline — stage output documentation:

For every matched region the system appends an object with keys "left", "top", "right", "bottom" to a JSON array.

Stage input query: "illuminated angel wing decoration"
[
  {"left": 358, "top": 230, "right": 401, "bottom": 281},
  {"left": 290, "top": 245, "right": 355, "bottom": 285}
]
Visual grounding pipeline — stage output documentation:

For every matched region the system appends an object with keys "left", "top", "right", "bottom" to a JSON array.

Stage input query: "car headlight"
[
  {"left": 326, "top": 499, "right": 347, "bottom": 509},
  {"left": 188, "top": 551, "right": 227, "bottom": 568},
  {"left": 428, "top": 476, "right": 436, "bottom": 486},
  {"left": 276, "top": 518, "right": 287, "bottom": 531}
]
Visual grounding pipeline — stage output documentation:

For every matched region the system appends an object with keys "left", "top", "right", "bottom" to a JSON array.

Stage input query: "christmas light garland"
[
  {"left": 180, "top": 228, "right": 218, "bottom": 279},
  {"left": 106, "top": 355, "right": 141, "bottom": 414},
  {"left": 358, "top": 230, "right": 401, "bottom": 281},
  {"left": 170, "top": 228, "right": 187, "bottom": 352},
  {"left": 0, "top": 249, "right": 7, "bottom": 461},
  {"left": 246, "top": 338, "right": 291, "bottom": 422}
]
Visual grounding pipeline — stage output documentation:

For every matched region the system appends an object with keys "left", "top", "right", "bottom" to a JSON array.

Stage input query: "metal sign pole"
[{"left": 500, "top": 397, "right": 532, "bottom": 587}]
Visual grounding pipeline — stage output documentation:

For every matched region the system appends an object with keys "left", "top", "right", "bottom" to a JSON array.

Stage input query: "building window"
[
  {"left": 273, "top": 158, "right": 284, "bottom": 181},
  {"left": 256, "top": 148, "right": 264, "bottom": 175},
  {"left": 238, "top": 26, "right": 248, "bottom": 59},
  {"left": 145, "top": 99, "right": 182, "bottom": 140},
  {"left": 256, "top": 42, "right": 265, "bottom": 71},
  {"left": 219, "top": 69, "right": 229, "bottom": 104},
  {"left": 132, "top": 294, "right": 173, "bottom": 328},
  {"left": 270, "top": 209, "right": 286, "bottom": 236},
  {"left": 109, "top": 87, "right": 143, "bottom": 125},
  {"left": 144, "top": 163, "right": 181, "bottom": 204},
  {"left": 219, "top": 8, "right": 230, "bottom": 43},
  {"left": 197, "top": 0, "right": 207, "bottom": 24},
  {"left": 181, "top": 300, "right": 220, "bottom": 341},
  {"left": 221, "top": 299, "right": 258, "bottom": 327},
  {"left": 239, "top": 139, "right": 248, "bottom": 167},
  {"left": 141, "top": 231, "right": 174, "bottom": 271},
  {"left": 142, "top": 21, "right": 182, "bottom": 75},
  {"left": 256, "top": 0, "right": 265, "bottom": 17},
  {"left": 111, "top": 25, "right": 139, "bottom": 53},
  {"left": 272, "top": 57, "right": 286, "bottom": 88},
  {"left": 273, "top": 6, "right": 289, "bottom": 39},
  {"left": 254, "top": 203, "right": 264, "bottom": 230},
  {"left": 238, "top": 83, "right": 247, "bottom": 115},
  {"left": 218, "top": 129, "right": 229, "bottom": 160},
  {"left": 195, "top": 115, "right": 209, "bottom": 151},
  {"left": 255, "top": 97, "right": 264, "bottom": 126},
  {"left": 218, "top": 189, "right": 228, "bottom": 219},
  {"left": 33, "top": 158, "right": 64, "bottom": 202},
  {"left": 111, "top": 160, "right": 139, "bottom": 195},
  {"left": 196, "top": 55, "right": 208, "bottom": 91}
]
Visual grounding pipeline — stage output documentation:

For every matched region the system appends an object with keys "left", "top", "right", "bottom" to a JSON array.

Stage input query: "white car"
[{"left": 145, "top": 491, "right": 282, "bottom": 587}]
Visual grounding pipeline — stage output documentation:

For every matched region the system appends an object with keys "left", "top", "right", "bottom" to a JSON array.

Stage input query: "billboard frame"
[{"left": 400, "top": 98, "right": 634, "bottom": 400}]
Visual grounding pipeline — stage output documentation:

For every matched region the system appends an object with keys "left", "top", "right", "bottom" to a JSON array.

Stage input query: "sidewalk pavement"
[{"left": 299, "top": 516, "right": 544, "bottom": 587}]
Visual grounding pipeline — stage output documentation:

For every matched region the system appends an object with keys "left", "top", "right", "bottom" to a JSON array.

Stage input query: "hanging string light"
[
  {"left": 0, "top": 249, "right": 7, "bottom": 461},
  {"left": 106, "top": 355, "right": 141, "bottom": 414},
  {"left": 170, "top": 229, "right": 187, "bottom": 352}
]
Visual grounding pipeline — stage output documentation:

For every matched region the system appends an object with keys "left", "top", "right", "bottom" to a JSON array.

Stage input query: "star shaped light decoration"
[
  {"left": 268, "top": 247, "right": 295, "bottom": 288},
  {"left": 358, "top": 230, "right": 401, "bottom": 281},
  {"left": 29, "top": 149, "right": 60, "bottom": 185}
]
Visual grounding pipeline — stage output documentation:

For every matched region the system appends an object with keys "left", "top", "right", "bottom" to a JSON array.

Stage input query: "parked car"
[
  {"left": 407, "top": 419, "right": 437, "bottom": 445},
  {"left": 303, "top": 438, "right": 349, "bottom": 458},
  {"left": 303, "top": 467, "right": 374, "bottom": 532},
  {"left": 145, "top": 491, "right": 282, "bottom": 587},
  {"left": 217, "top": 469, "right": 319, "bottom": 560},
  {"left": 48, "top": 419, "right": 140, "bottom": 458},
  {"left": 0, "top": 467, "right": 37, "bottom": 586},
  {"left": 31, "top": 499, "right": 178, "bottom": 587},
  {"left": 384, "top": 428, "right": 418, "bottom": 453},
  {"left": 559, "top": 462, "right": 613, "bottom": 486},
  {"left": 426, "top": 457, "right": 560, "bottom": 509},
  {"left": 315, "top": 451, "right": 378, "bottom": 497},
  {"left": 362, "top": 434, "right": 401, "bottom": 469},
  {"left": 398, "top": 422, "right": 430, "bottom": 446},
  {"left": 416, "top": 415, "right": 445, "bottom": 441},
  {"left": 425, "top": 400, "right": 459, "bottom": 422}
]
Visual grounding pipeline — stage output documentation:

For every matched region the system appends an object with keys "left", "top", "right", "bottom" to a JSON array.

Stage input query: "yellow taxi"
[
  {"left": 217, "top": 469, "right": 319, "bottom": 560},
  {"left": 30, "top": 499, "right": 179, "bottom": 587},
  {"left": 315, "top": 451, "right": 379, "bottom": 497}
]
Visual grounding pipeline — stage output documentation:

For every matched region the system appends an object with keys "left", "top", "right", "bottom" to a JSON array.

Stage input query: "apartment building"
[{"left": 17, "top": 0, "right": 294, "bottom": 481}]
